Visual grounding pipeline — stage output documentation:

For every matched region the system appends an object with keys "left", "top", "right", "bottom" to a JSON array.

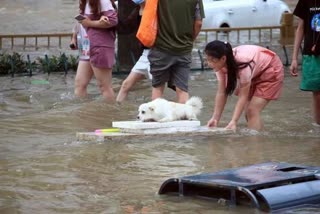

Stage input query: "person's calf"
[
  {"left": 74, "top": 84, "right": 88, "bottom": 97},
  {"left": 116, "top": 82, "right": 130, "bottom": 103},
  {"left": 95, "top": 81, "right": 114, "bottom": 101},
  {"left": 118, "top": 79, "right": 132, "bottom": 96},
  {"left": 152, "top": 86, "right": 165, "bottom": 100},
  {"left": 102, "top": 88, "right": 115, "bottom": 102},
  {"left": 246, "top": 109, "right": 263, "bottom": 131},
  {"left": 176, "top": 88, "right": 189, "bottom": 103},
  {"left": 313, "top": 91, "right": 320, "bottom": 125}
]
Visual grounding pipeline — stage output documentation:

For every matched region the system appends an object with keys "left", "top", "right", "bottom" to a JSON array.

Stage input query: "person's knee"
[
  {"left": 75, "top": 71, "right": 92, "bottom": 89},
  {"left": 97, "top": 82, "right": 106, "bottom": 90},
  {"left": 75, "top": 77, "right": 88, "bottom": 89},
  {"left": 74, "top": 78, "right": 89, "bottom": 97},
  {"left": 120, "top": 79, "right": 132, "bottom": 92},
  {"left": 246, "top": 106, "right": 259, "bottom": 119},
  {"left": 97, "top": 81, "right": 112, "bottom": 93}
]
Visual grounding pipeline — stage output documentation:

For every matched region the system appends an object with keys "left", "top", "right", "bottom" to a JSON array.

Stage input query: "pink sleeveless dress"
[{"left": 216, "top": 45, "right": 284, "bottom": 100}]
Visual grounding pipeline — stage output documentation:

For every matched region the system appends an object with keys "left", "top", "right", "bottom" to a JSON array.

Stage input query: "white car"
[{"left": 202, "top": 0, "right": 291, "bottom": 29}]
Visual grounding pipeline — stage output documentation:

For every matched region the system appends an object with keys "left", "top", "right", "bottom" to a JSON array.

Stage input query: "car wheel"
[
  {"left": 219, "top": 23, "right": 230, "bottom": 33},
  {"left": 220, "top": 23, "right": 230, "bottom": 28}
]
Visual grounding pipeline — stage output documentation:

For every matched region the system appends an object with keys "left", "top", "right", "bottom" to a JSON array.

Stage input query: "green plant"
[
  {"left": 37, "top": 53, "right": 68, "bottom": 73},
  {"left": 67, "top": 54, "right": 79, "bottom": 71},
  {"left": 0, "top": 52, "right": 29, "bottom": 75},
  {"left": 0, "top": 52, "right": 11, "bottom": 75},
  {"left": 0, "top": 52, "right": 79, "bottom": 76}
]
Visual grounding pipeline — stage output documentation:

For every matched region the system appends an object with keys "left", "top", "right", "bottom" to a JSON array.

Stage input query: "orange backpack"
[{"left": 136, "top": 0, "right": 158, "bottom": 47}]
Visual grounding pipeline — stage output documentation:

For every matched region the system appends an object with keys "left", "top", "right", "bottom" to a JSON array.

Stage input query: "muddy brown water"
[{"left": 1, "top": 0, "right": 320, "bottom": 214}]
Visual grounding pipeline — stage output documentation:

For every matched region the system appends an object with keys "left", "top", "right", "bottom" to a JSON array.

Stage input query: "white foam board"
[
  {"left": 120, "top": 126, "right": 199, "bottom": 134},
  {"left": 76, "top": 127, "right": 233, "bottom": 143},
  {"left": 112, "top": 120, "right": 201, "bottom": 130}
]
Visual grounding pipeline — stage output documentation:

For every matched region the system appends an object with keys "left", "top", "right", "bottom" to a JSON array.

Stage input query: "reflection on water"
[
  {"left": 0, "top": 70, "right": 319, "bottom": 214},
  {"left": 1, "top": 0, "right": 319, "bottom": 213}
]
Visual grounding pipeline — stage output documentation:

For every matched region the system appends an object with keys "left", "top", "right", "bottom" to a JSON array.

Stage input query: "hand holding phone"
[
  {"left": 75, "top": 14, "right": 86, "bottom": 21},
  {"left": 69, "top": 43, "right": 76, "bottom": 49}
]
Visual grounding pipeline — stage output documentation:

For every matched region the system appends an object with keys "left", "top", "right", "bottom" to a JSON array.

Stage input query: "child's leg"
[
  {"left": 116, "top": 72, "right": 145, "bottom": 103},
  {"left": 246, "top": 96, "right": 270, "bottom": 131},
  {"left": 313, "top": 91, "right": 320, "bottom": 125},
  {"left": 74, "top": 60, "right": 93, "bottom": 97}
]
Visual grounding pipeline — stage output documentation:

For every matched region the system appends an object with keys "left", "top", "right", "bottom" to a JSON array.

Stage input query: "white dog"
[{"left": 137, "top": 97, "right": 203, "bottom": 122}]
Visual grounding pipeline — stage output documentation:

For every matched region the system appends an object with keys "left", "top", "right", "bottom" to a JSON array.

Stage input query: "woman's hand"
[
  {"left": 99, "top": 15, "right": 110, "bottom": 24},
  {"left": 207, "top": 117, "right": 219, "bottom": 128},
  {"left": 225, "top": 120, "right": 237, "bottom": 131},
  {"left": 70, "top": 34, "right": 77, "bottom": 50}
]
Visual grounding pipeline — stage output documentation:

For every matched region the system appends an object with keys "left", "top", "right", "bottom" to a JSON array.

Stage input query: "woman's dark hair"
[
  {"left": 79, "top": 0, "right": 101, "bottom": 15},
  {"left": 204, "top": 40, "right": 253, "bottom": 96}
]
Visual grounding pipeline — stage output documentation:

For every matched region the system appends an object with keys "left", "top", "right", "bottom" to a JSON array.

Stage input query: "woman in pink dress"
[
  {"left": 75, "top": 0, "right": 118, "bottom": 101},
  {"left": 205, "top": 40, "right": 284, "bottom": 131}
]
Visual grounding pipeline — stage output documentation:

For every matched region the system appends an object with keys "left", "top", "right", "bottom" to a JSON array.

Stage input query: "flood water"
[{"left": 1, "top": 0, "right": 320, "bottom": 214}]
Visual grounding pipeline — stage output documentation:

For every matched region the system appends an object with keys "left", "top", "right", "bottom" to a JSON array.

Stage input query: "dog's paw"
[
  {"left": 188, "top": 117, "right": 198, "bottom": 121},
  {"left": 159, "top": 117, "right": 173, "bottom": 122},
  {"left": 143, "top": 118, "right": 157, "bottom": 122},
  {"left": 187, "top": 114, "right": 198, "bottom": 121}
]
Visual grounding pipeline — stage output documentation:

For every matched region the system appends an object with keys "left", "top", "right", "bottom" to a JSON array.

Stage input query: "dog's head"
[{"left": 137, "top": 103, "right": 157, "bottom": 122}]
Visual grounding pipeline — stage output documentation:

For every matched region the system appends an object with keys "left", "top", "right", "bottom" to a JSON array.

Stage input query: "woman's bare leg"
[
  {"left": 74, "top": 61, "right": 93, "bottom": 97},
  {"left": 245, "top": 96, "right": 270, "bottom": 131},
  {"left": 91, "top": 65, "right": 115, "bottom": 102}
]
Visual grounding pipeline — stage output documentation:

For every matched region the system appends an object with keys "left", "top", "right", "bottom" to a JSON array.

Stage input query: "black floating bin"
[
  {"left": 158, "top": 162, "right": 320, "bottom": 212},
  {"left": 257, "top": 180, "right": 320, "bottom": 210}
]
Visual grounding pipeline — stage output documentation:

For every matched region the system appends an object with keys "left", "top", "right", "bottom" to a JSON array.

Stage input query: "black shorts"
[{"left": 148, "top": 48, "right": 191, "bottom": 92}]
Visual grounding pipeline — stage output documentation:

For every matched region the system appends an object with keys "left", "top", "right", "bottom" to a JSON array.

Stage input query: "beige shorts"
[{"left": 131, "top": 49, "right": 151, "bottom": 79}]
